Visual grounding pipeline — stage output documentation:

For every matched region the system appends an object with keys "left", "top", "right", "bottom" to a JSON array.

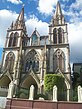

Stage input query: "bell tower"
[
  {"left": 49, "top": 1, "right": 68, "bottom": 44},
  {"left": 1, "top": 6, "right": 27, "bottom": 91},
  {"left": 48, "top": 1, "right": 71, "bottom": 100}
]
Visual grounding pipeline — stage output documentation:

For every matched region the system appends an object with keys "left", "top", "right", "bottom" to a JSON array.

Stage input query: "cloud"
[
  {"left": 62, "top": 0, "right": 69, "bottom": 2},
  {"left": 71, "top": 0, "right": 82, "bottom": 10},
  {"left": 0, "top": 10, "right": 48, "bottom": 47},
  {"left": 26, "top": 15, "right": 49, "bottom": 36},
  {"left": 7, "top": 0, "right": 22, "bottom": 4},
  {"left": 0, "top": 0, "right": 82, "bottom": 64},
  {"left": 0, "top": 9, "right": 18, "bottom": 47},
  {"left": 68, "top": 22, "right": 82, "bottom": 63},
  {"left": 37, "top": 0, "right": 58, "bottom": 15}
]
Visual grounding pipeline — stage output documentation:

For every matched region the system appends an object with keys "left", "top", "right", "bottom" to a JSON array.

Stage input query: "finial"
[{"left": 22, "top": 4, "right": 25, "bottom": 8}]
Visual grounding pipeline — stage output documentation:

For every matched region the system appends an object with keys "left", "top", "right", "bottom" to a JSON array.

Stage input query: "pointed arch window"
[
  {"left": 13, "top": 32, "right": 18, "bottom": 46},
  {"left": 53, "top": 28, "right": 64, "bottom": 44},
  {"left": 53, "top": 49, "right": 65, "bottom": 73},
  {"left": 8, "top": 33, "right": 13, "bottom": 47},
  {"left": 4, "top": 52, "right": 15, "bottom": 73},
  {"left": 25, "top": 50, "right": 39, "bottom": 72},
  {"left": 53, "top": 28, "right": 57, "bottom": 44},
  {"left": 32, "top": 33, "right": 38, "bottom": 46},
  {"left": 58, "top": 28, "right": 64, "bottom": 43}
]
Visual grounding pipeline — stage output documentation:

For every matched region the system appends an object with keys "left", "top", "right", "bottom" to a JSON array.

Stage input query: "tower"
[
  {"left": 0, "top": 1, "right": 71, "bottom": 100},
  {"left": 48, "top": 1, "right": 71, "bottom": 100},
  {"left": 0, "top": 6, "right": 27, "bottom": 97}
]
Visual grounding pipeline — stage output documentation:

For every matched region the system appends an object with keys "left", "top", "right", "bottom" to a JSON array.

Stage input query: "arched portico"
[
  {"left": 0, "top": 75, "right": 11, "bottom": 97},
  {"left": 0, "top": 75, "right": 11, "bottom": 87},
  {"left": 20, "top": 71, "right": 40, "bottom": 99}
]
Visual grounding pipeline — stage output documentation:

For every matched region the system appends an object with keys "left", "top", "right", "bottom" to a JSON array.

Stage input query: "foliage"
[
  {"left": 44, "top": 74, "right": 65, "bottom": 93},
  {"left": 16, "top": 87, "right": 29, "bottom": 99},
  {"left": 73, "top": 87, "right": 78, "bottom": 101},
  {"left": 72, "top": 72, "right": 80, "bottom": 89}
]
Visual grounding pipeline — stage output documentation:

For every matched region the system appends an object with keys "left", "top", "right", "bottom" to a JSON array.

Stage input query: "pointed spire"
[
  {"left": 55, "top": 1, "right": 62, "bottom": 16},
  {"left": 17, "top": 5, "right": 24, "bottom": 22},
  {"left": 51, "top": 1, "right": 65, "bottom": 25},
  {"left": 13, "top": 6, "right": 26, "bottom": 31}
]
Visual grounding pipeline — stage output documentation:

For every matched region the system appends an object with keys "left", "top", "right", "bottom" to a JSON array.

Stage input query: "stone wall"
[{"left": 6, "top": 98, "right": 82, "bottom": 109}]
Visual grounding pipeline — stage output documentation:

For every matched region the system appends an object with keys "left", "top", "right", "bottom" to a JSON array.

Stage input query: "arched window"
[
  {"left": 53, "top": 49, "right": 65, "bottom": 73},
  {"left": 53, "top": 28, "right": 57, "bottom": 44},
  {"left": 4, "top": 52, "right": 15, "bottom": 73},
  {"left": 25, "top": 50, "right": 39, "bottom": 72},
  {"left": 58, "top": 28, "right": 64, "bottom": 43},
  {"left": 8, "top": 33, "right": 13, "bottom": 47},
  {"left": 13, "top": 32, "right": 18, "bottom": 46}
]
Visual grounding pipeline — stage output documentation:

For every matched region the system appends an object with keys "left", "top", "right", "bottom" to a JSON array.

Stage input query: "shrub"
[{"left": 44, "top": 74, "right": 65, "bottom": 100}]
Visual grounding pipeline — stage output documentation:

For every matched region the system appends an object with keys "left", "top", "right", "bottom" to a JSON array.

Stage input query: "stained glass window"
[{"left": 25, "top": 50, "right": 39, "bottom": 72}]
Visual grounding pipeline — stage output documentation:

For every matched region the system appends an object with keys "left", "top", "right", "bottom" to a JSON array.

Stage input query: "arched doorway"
[
  {"left": 20, "top": 75, "right": 39, "bottom": 99},
  {"left": 0, "top": 75, "right": 11, "bottom": 97}
]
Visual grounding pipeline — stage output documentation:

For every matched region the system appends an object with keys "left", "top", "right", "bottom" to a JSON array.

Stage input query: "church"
[{"left": 0, "top": 2, "right": 71, "bottom": 100}]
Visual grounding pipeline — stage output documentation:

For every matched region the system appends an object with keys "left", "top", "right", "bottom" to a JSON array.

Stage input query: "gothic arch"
[
  {"left": 53, "top": 49, "right": 65, "bottom": 73},
  {"left": 58, "top": 27, "right": 64, "bottom": 43},
  {"left": 21, "top": 71, "right": 40, "bottom": 88},
  {"left": 4, "top": 52, "right": 15, "bottom": 73},
  {"left": 8, "top": 33, "right": 14, "bottom": 47},
  {"left": 0, "top": 75, "right": 11, "bottom": 87},
  {"left": 53, "top": 28, "right": 57, "bottom": 44},
  {"left": 25, "top": 49, "right": 41, "bottom": 72},
  {"left": 53, "top": 27, "right": 64, "bottom": 44},
  {"left": 13, "top": 32, "right": 19, "bottom": 46}
]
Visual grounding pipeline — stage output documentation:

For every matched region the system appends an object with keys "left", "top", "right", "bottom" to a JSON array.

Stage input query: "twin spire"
[{"left": 9, "top": 1, "right": 64, "bottom": 30}]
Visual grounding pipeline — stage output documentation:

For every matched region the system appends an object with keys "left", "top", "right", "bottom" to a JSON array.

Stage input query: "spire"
[
  {"left": 51, "top": 1, "right": 65, "bottom": 25},
  {"left": 13, "top": 6, "right": 26, "bottom": 31},
  {"left": 55, "top": 1, "right": 62, "bottom": 16},
  {"left": 17, "top": 6, "right": 24, "bottom": 22}
]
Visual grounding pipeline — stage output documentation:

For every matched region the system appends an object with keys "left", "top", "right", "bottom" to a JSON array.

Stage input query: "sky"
[{"left": 0, "top": 0, "right": 82, "bottom": 67}]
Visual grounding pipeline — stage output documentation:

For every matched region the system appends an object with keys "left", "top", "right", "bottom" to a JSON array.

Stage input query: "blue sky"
[{"left": 0, "top": 0, "right": 82, "bottom": 66}]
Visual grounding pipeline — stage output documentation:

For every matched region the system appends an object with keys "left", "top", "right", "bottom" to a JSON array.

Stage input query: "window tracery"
[
  {"left": 53, "top": 49, "right": 64, "bottom": 73},
  {"left": 25, "top": 50, "right": 39, "bottom": 72},
  {"left": 8, "top": 32, "right": 18, "bottom": 47},
  {"left": 4, "top": 52, "right": 15, "bottom": 73},
  {"left": 53, "top": 27, "right": 64, "bottom": 44}
]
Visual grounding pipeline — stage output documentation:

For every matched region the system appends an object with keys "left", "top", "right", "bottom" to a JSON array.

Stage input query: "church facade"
[{"left": 0, "top": 2, "right": 71, "bottom": 100}]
